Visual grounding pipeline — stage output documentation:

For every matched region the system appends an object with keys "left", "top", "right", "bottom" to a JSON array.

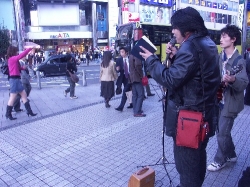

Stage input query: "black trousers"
[
  {"left": 65, "top": 77, "right": 76, "bottom": 97},
  {"left": 173, "top": 138, "right": 209, "bottom": 187},
  {"left": 117, "top": 83, "right": 131, "bottom": 109}
]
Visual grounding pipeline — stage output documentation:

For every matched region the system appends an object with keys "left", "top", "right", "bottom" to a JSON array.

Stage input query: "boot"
[
  {"left": 24, "top": 101, "right": 37, "bottom": 117},
  {"left": 6, "top": 106, "right": 17, "bottom": 120}
]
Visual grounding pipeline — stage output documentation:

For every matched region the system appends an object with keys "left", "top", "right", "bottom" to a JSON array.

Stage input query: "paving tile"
[
  {"left": 0, "top": 169, "right": 6, "bottom": 176},
  {"left": 0, "top": 174, "right": 14, "bottom": 183},
  {"left": 53, "top": 180, "right": 70, "bottom": 187},
  {"left": 0, "top": 85, "right": 249, "bottom": 187},
  {"left": 71, "top": 178, "right": 83, "bottom": 186}
]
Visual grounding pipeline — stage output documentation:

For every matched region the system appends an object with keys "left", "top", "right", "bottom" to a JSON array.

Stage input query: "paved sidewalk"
[
  {"left": 0, "top": 83, "right": 118, "bottom": 130},
  {"left": 0, "top": 81, "right": 249, "bottom": 186}
]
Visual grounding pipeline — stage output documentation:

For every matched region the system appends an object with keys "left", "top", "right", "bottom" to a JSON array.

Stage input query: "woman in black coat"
[{"left": 64, "top": 55, "right": 78, "bottom": 99}]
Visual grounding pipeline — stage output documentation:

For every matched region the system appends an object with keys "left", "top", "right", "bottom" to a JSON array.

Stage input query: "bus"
[{"left": 114, "top": 22, "right": 242, "bottom": 61}]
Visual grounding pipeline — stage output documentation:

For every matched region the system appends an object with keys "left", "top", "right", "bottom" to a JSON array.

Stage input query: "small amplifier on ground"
[{"left": 128, "top": 166, "right": 155, "bottom": 187}]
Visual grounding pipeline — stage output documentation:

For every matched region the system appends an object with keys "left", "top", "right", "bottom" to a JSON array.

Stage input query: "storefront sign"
[
  {"left": 108, "top": 0, "right": 118, "bottom": 38},
  {"left": 181, "top": 0, "right": 235, "bottom": 11},
  {"left": 180, "top": 0, "right": 238, "bottom": 30},
  {"left": 50, "top": 33, "right": 70, "bottom": 39},
  {"left": 140, "top": 0, "right": 172, "bottom": 7},
  {"left": 139, "top": 5, "right": 170, "bottom": 25},
  {"left": 27, "top": 31, "right": 92, "bottom": 39}
]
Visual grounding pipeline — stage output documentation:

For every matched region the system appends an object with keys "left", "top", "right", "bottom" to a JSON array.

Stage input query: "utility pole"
[
  {"left": 13, "top": 0, "right": 23, "bottom": 51},
  {"left": 92, "top": 2, "right": 97, "bottom": 49},
  {"left": 241, "top": 0, "right": 248, "bottom": 55}
]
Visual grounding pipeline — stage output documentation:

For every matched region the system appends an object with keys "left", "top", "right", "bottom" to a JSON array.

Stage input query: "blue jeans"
[
  {"left": 174, "top": 138, "right": 209, "bottom": 187},
  {"left": 132, "top": 82, "right": 144, "bottom": 114},
  {"left": 214, "top": 115, "right": 237, "bottom": 164}
]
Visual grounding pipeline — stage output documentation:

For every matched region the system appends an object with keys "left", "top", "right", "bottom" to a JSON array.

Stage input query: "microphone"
[{"left": 166, "top": 37, "right": 177, "bottom": 60}]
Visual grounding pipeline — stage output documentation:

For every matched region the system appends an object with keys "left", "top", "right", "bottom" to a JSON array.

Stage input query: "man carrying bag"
[{"left": 139, "top": 7, "right": 221, "bottom": 187}]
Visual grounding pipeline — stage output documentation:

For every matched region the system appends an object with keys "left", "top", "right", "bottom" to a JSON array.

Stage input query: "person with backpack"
[
  {"left": 5, "top": 46, "right": 37, "bottom": 120},
  {"left": 207, "top": 25, "right": 249, "bottom": 171}
]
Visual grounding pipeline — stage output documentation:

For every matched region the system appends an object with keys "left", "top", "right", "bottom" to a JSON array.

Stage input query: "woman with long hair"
[
  {"left": 100, "top": 51, "right": 118, "bottom": 108},
  {"left": 6, "top": 46, "right": 37, "bottom": 120}
]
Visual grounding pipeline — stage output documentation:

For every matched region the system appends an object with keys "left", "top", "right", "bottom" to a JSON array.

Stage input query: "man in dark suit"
[{"left": 115, "top": 47, "right": 131, "bottom": 111}]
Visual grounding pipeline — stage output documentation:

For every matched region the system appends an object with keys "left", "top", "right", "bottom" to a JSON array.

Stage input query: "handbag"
[
  {"left": 176, "top": 110, "right": 209, "bottom": 149},
  {"left": 1, "top": 60, "right": 9, "bottom": 75},
  {"left": 142, "top": 76, "right": 148, "bottom": 86},
  {"left": 68, "top": 70, "right": 79, "bottom": 83}
]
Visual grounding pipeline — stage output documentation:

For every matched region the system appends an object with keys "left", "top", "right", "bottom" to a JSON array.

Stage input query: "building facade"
[{"left": 19, "top": 0, "right": 118, "bottom": 53}]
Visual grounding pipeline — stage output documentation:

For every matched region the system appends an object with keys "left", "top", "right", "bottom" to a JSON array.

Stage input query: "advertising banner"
[
  {"left": 97, "top": 4, "right": 107, "bottom": 32},
  {"left": 139, "top": 5, "right": 171, "bottom": 25},
  {"left": 247, "top": 11, "right": 250, "bottom": 26},
  {"left": 237, "top": 0, "right": 245, "bottom": 30}
]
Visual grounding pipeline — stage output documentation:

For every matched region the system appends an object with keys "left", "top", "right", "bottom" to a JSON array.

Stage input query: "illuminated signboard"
[
  {"left": 50, "top": 33, "right": 70, "bottom": 39},
  {"left": 140, "top": 0, "right": 172, "bottom": 8}
]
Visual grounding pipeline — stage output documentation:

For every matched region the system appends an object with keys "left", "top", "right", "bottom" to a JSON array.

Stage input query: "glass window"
[{"left": 60, "top": 57, "right": 68, "bottom": 63}]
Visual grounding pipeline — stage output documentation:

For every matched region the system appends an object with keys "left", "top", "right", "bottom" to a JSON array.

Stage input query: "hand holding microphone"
[{"left": 166, "top": 37, "right": 177, "bottom": 60}]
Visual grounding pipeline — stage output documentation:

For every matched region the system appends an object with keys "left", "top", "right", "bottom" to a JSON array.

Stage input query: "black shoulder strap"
[
  {"left": 191, "top": 38, "right": 205, "bottom": 114},
  {"left": 232, "top": 55, "right": 243, "bottom": 68}
]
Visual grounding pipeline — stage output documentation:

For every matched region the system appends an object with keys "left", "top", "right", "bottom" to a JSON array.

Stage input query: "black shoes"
[
  {"left": 147, "top": 93, "right": 155, "bottom": 96},
  {"left": 115, "top": 107, "right": 123, "bottom": 112},
  {"left": 127, "top": 103, "right": 133, "bottom": 108}
]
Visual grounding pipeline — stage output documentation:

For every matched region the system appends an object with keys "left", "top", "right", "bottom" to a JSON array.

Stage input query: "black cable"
[{"left": 137, "top": 79, "right": 175, "bottom": 186}]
